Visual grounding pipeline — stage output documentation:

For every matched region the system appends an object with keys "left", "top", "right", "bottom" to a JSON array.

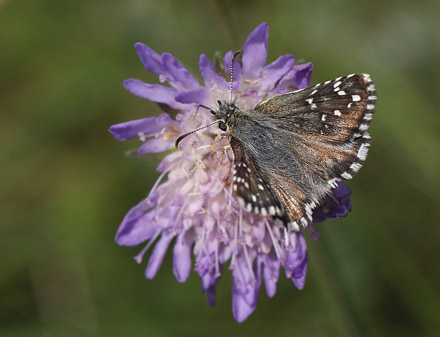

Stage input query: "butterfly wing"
[
  {"left": 254, "top": 73, "right": 375, "bottom": 181},
  {"left": 230, "top": 137, "right": 286, "bottom": 220},
  {"left": 230, "top": 73, "right": 376, "bottom": 229}
]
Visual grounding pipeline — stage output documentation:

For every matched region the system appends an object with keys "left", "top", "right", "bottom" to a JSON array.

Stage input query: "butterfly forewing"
[
  {"left": 254, "top": 73, "right": 375, "bottom": 182},
  {"left": 229, "top": 73, "right": 375, "bottom": 229}
]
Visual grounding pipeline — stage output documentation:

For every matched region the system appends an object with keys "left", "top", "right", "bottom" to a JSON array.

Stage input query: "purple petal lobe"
[
  {"left": 232, "top": 253, "right": 260, "bottom": 307},
  {"left": 232, "top": 284, "right": 257, "bottom": 323},
  {"left": 135, "top": 43, "right": 166, "bottom": 75},
  {"left": 109, "top": 113, "right": 177, "bottom": 141},
  {"left": 138, "top": 137, "right": 173, "bottom": 154},
  {"left": 313, "top": 182, "right": 352, "bottom": 223},
  {"left": 157, "top": 151, "right": 181, "bottom": 173},
  {"left": 161, "top": 53, "right": 199, "bottom": 89},
  {"left": 242, "top": 22, "right": 269, "bottom": 76},
  {"left": 276, "top": 62, "right": 314, "bottom": 93},
  {"left": 284, "top": 233, "right": 308, "bottom": 289},
  {"left": 124, "top": 79, "right": 186, "bottom": 110},
  {"left": 260, "top": 253, "right": 280, "bottom": 298},
  {"left": 202, "top": 271, "right": 220, "bottom": 306},
  {"left": 115, "top": 199, "right": 157, "bottom": 246},
  {"left": 260, "top": 55, "right": 296, "bottom": 92},
  {"left": 145, "top": 231, "right": 176, "bottom": 279},
  {"left": 175, "top": 87, "right": 210, "bottom": 106},
  {"left": 199, "top": 54, "right": 228, "bottom": 88},
  {"left": 292, "top": 62, "right": 314, "bottom": 89},
  {"left": 231, "top": 255, "right": 262, "bottom": 323},
  {"left": 173, "top": 231, "right": 194, "bottom": 282}
]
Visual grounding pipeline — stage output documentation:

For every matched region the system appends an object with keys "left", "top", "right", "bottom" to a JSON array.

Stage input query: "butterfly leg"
[{"left": 223, "top": 144, "right": 234, "bottom": 162}]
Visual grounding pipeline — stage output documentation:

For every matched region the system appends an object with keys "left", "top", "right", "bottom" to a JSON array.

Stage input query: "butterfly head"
[
  {"left": 174, "top": 101, "right": 239, "bottom": 148},
  {"left": 212, "top": 100, "right": 239, "bottom": 132}
]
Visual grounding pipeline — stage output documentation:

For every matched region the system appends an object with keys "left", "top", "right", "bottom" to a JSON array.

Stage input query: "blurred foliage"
[{"left": 1, "top": 0, "right": 440, "bottom": 336}]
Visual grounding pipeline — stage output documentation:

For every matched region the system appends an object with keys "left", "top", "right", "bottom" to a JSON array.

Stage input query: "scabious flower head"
[{"left": 109, "top": 22, "right": 352, "bottom": 322}]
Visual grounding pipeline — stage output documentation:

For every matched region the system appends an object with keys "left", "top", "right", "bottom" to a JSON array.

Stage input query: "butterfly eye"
[{"left": 219, "top": 121, "right": 227, "bottom": 131}]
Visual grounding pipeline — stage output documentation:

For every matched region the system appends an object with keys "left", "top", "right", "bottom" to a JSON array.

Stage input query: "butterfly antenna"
[
  {"left": 175, "top": 119, "right": 222, "bottom": 148},
  {"left": 229, "top": 50, "right": 241, "bottom": 104}
]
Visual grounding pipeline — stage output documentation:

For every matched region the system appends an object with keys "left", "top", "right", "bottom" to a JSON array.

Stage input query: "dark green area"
[{"left": 1, "top": 0, "right": 439, "bottom": 336}]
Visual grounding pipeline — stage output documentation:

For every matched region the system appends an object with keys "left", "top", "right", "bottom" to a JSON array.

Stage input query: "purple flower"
[{"left": 110, "top": 23, "right": 352, "bottom": 322}]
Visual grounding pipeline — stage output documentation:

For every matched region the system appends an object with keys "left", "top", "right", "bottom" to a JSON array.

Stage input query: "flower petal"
[
  {"left": 115, "top": 199, "right": 156, "bottom": 246},
  {"left": 161, "top": 53, "right": 200, "bottom": 89},
  {"left": 284, "top": 233, "right": 308, "bottom": 290},
  {"left": 109, "top": 113, "right": 178, "bottom": 141},
  {"left": 232, "top": 254, "right": 261, "bottom": 322},
  {"left": 135, "top": 42, "right": 166, "bottom": 75},
  {"left": 173, "top": 231, "right": 195, "bottom": 282},
  {"left": 138, "top": 137, "right": 173, "bottom": 154},
  {"left": 259, "top": 253, "right": 280, "bottom": 298},
  {"left": 260, "top": 55, "right": 296, "bottom": 93},
  {"left": 157, "top": 151, "right": 182, "bottom": 174},
  {"left": 232, "top": 284, "right": 257, "bottom": 322},
  {"left": 199, "top": 54, "right": 228, "bottom": 89},
  {"left": 145, "top": 231, "right": 176, "bottom": 279},
  {"left": 313, "top": 182, "right": 352, "bottom": 222},
  {"left": 232, "top": 251, "right": 259, "bottom": 307},
  {"left": 175, "top": 87, "right": 210, "bottom": 106},
  {"left": 202, "top": 270, "right": 220, "bottom": 306},
  {"left": 124, "top": 79, "right": 186, "bottom": 110},
  {"left": 241, "top": 22, "right": 269, "bottom": 76},
  {"left": 276, "top": 62, "right": 314, "bottom": 93}
]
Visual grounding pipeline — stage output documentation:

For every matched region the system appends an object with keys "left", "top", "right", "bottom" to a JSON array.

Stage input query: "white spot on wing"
[
  {"left": 357, "top": 143, "right": 370, "bottom": 160},
  {"left": 334, "top": 110, "right": 341, "bottom": 116},
  {"left": 338, "top": 90, "right": 346, "bottom": 96},
  {"left": 269, "top": 206, "right": 276, "bottom": 216},
  {"left": 341, "top": 172, "right": 353, "bottom": 180},
  {"left": 359, "top": 124, "right": 369, "bottom": 131},
  {"left": 328, "top": 178, "right": 339, "bottom": 188},
  {"left": 350, "top": 163, "right": 362, "bottom": 172},
  {"left": 364, "top": 113, "right": 373, "bottom": 121},
  {"left": 352, "top": 95, "right": 361, "bottom": 102}
]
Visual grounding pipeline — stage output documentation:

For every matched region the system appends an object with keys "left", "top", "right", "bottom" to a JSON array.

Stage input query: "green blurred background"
[{"left": 1, "top": 0, "right": 440, "bottom": 336}]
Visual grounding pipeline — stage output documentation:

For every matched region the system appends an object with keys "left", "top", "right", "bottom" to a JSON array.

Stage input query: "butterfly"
[{"left": 177, "top": 73, "right": 376, "bottom": 231}]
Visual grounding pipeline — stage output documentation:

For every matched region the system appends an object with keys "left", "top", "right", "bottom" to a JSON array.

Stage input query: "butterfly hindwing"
[{"left": 230, "top": 137, "right": 285, "bottom": 219}]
